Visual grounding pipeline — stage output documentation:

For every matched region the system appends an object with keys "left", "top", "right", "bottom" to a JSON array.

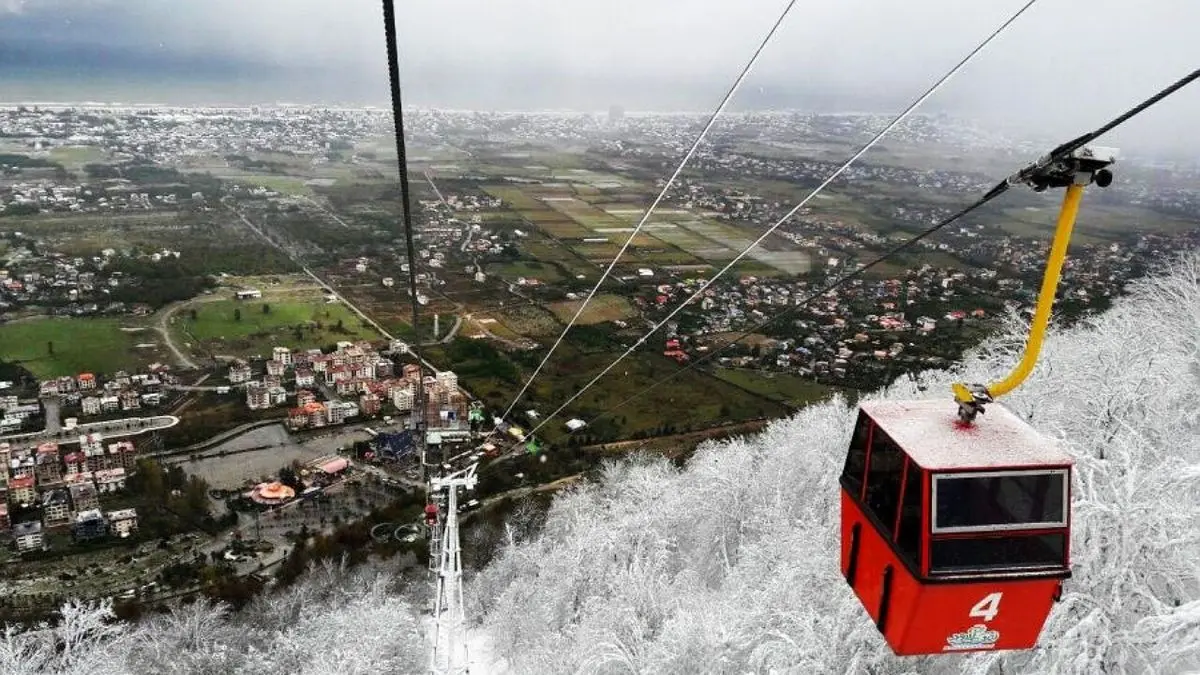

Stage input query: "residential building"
[
  {"left": 13, "top": 520, "right": 43, "bottom": 553},
  {"left": 229, "top": 361, "right": 253, "bottom": 384},
  {"left": 436, "top": 370, "right": 458, "bottom": 392},
  {"left": 9, "top": 475, "right": 35, "bottom": 506},
  {"left": 72, "top": 509, "right": 108, "bottom": 541},
  {"left": 69, "top": 481, "right": 99, "bottom": 513},
  {"left": 34, "top": 442, "right": 62, "bottom": 485},
  {"left": 273, "top": 346, "right": 292, "bottom": 365},
  {"left": 81, "top": 396, "right": 101, "bottom": 416},
  {"left": 246, "top": 382, "right": 271, "bottom": 410},
  {"left": 327, "top": 401, "right": 346, "bottom": 425},
  {"left": 94, "top": 468, "right": 126, "bottom": 493},
  {"left": 111, "top": 440, "right": 137, "bottom": 471},
  {"left": 392, "top": 387, "right": 414, "bottom": 411},
  {"left": 107, "top": 508, "right": 138, "bottom": 538},
  {"left": 63, "top": 451, "right": 86, "bottom": 476},
  {"left": 120, "top": 390, "right": 141, "bottom": 411},
  {"left": 295, "top": 369, "right": 315, "bottom": 388},
  {"left": 42, "top": 489, "right": 71, "bottom": 527},
  {"left": 9, "top": 450, "right": 34, "bottom": 480},
  {"left": 77, "top": 372, "right": 97, "bottom": 391},
  {"left": 359, "top": 392, "right": 382, "bottom": 417}
]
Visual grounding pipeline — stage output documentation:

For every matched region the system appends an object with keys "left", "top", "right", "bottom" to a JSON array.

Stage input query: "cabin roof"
[{"left": 860, "top": 399, "right": 1074, "bottom": 471}]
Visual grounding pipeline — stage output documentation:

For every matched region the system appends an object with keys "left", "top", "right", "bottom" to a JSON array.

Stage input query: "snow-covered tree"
[
  {"left": 4, "top": 252, "right": 1198, "bottom": 674},
  {"left": 0, "top": 561, "right": 428, "bottom": 674},
  {"left": 470, "top": 251, "right": 1200, "bottom": 674}
]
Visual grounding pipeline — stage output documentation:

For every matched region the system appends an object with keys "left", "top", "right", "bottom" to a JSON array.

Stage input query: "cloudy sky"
[{"left": 1, "top": 0, "right": 1197, "bottom": 150}]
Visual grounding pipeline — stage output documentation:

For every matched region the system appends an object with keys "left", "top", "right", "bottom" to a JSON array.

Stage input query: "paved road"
[{"left": 0, "top": 414, "right": 180, "bottom": 444}]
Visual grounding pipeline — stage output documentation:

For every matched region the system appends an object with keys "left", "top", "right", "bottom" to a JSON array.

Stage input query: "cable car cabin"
[{"left": 840, "top": 400, "right": 1073, "bottom": 656}]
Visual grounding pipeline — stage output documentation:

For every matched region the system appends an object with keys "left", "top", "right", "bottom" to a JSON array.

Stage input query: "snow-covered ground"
[
  {"left": 2, "top": 252, "right": 1197, "bottom": 673},
  {"left": 469, "top": 252, "right": 1200, "bottom": 674}
]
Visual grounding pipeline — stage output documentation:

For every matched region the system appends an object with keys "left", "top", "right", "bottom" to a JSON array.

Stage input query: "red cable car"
[
  {"left": 840, "top": 400, "right": 1073, "bottom": 655},
  {"left": 424, "top": 503, "right": 439, "bottom": 526},
  {"left": 838, "top": 146, "right": 1116, "bottom": 656}
]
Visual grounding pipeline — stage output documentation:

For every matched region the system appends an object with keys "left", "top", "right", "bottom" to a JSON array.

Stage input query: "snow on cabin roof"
[{"left": 860, "top": 399, "right": 1074, "bottom": 471}]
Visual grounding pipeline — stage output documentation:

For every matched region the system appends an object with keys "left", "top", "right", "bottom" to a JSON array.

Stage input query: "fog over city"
[{"left": 1, "top": 1, "right": 1197, "bottom": 151}]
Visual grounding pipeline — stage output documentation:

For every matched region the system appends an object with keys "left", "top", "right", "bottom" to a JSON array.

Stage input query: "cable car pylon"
[{"left": 429, "top": 463, "right": 477, "bottom": 674}]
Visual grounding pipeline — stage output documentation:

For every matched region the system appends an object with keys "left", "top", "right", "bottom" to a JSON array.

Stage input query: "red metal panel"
[
  {"left": 893, "top": 578, "right": 1061, "bottom": 655},
  {"left": 843, "top": 487, "right": 1062, "bottom": 656}
]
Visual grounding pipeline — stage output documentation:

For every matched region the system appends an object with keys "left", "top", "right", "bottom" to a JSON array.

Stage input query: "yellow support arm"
[
  {"left": 952, "top": 183, "right": 1085, "bottom": 408},
  {"left": 987, "top": 183, "right": 1084, "bottom": 397}
]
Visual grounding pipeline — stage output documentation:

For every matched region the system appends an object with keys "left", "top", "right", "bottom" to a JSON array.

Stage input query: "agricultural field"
[
  {"left": 225, "top": 174, "right": 313, "bottom": 196},
  {"left": 486, "top": 261, "right": 564, "bottom": 284},
  {"left": 171, "top": 293, "right": 380, "bottom": 360},
  {"left": 547, "top": 294, "right": 637, "bottom": 325},
  {"left": 47, "top": 145, "right": 110, "bottom": 169},
  {"left": 0, "top": 317, "right": 160, "bottom": 379},
  {"left": 997, "top": 202, "right": 1197, "bottom": 245},
  {"left": 713, "top": 368, "right": 847, "bottom": 409},
  {"left": 460, "top": 344, "right": 790, "bottom": 445},
  {"left": 495, "top": 305, "right": 562, "bottom": 338},
  {"left": 481, "top": 183, "right": 812, "bottom": 275}
]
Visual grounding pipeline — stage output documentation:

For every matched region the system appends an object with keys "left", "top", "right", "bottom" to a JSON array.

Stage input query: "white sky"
[{"left": 2, "top": 0, "right": 1198, "bottom": 150}]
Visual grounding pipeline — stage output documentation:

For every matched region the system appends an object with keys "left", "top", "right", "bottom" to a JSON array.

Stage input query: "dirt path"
[{"left": 154, "top": 295, "right": 224, "bottom": 370}]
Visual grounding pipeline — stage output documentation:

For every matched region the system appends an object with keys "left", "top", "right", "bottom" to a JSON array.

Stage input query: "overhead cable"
[
  {"left": 574, "top": 63, "right": 1200, "bottom": 434},
  {"left": 500, "top": 0, "right": 800, "bottom": 420},
  {"left": 519, "top": 0, "right": 1040, "bottom": 439}
]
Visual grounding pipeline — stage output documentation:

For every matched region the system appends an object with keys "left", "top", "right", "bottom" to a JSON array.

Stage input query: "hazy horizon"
[{"left": 2, "top": 0, "right": 1198, "bottom": 154}]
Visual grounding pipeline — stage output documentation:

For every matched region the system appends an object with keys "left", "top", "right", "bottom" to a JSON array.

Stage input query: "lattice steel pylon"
[{"left": 429, "top": 463, "right": 477, "bottom": 674}]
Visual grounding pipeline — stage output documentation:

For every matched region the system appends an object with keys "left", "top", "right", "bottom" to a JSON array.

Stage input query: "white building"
[
  {"left": 436, "top": 370, "right": 458, "bottom": 392},
  {"left": 392, "top": 387, "right": 414, "bottom": 411},
  {"left": 13, "top": 520, "right": 43, "bottom": 553},
  {"left": 107, "top": 508, "right": 139, "bottom": 538}
]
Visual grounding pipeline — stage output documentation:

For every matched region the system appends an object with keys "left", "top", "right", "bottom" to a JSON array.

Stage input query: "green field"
[
  {"left": 457, "top": 345, "right": 790, "bottom": 445},
  {"left": 0, "top": 318, "right": 151, "bottom": 378},
  {"left": 48, "top": 145, "right": 109, "bottom": 168},
  {"left": 998, "top": 203, "right": 1195, "bottom": 245},
  {"left": 713, "top": 368, "right": 846, "bottom": 409},
  {"left": 176, "top": 299, "right": 379, "bottom": 357},
  {"left": 547, "top": 295, "right": 637, "bottom": 325},
  {"left": 221, "top": 174, "right": 313, "bottom": 196},
  {"left": 487, "top": 261, "right": 564, "bottom": 283}
]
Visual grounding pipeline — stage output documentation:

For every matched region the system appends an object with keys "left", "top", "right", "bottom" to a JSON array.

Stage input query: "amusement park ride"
[{"left": 839, "top": 146, "right": 1117, "bottom": 655}]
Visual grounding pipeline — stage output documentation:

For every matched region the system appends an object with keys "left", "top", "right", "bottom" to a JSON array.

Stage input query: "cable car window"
[
  {"left": 864, "top": 429, "right": 905, "bottom": 537},
  {"left": 932, "top": 470, "right": 1067, "bottom": 533},
  {"left": 930, "top": 533, "right": 1066, "bottom": 573},
  {"left": 895, "top": 462, "right": 923, "bottom": 563},
  {"left": 840, "top": 411, "right": 871, "bottom": 496}
]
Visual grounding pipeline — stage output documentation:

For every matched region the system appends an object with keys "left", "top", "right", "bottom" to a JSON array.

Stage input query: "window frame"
[
  {"left": 930, "top": 468, "right": 1069, "bottom": 534},
  {"left": 928, "top": 531, "right": 1068, "bottom": 575}
]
